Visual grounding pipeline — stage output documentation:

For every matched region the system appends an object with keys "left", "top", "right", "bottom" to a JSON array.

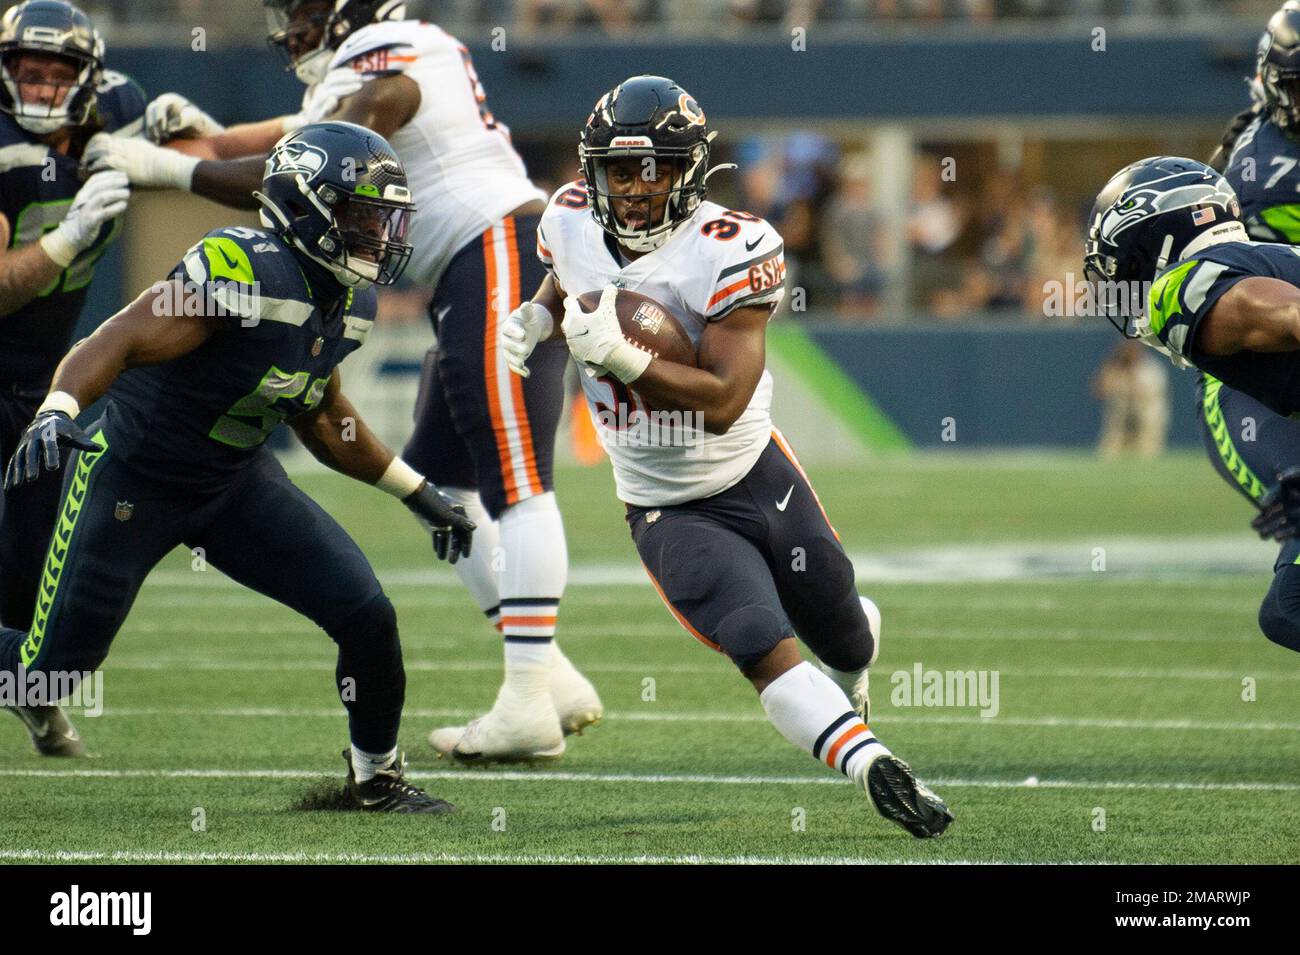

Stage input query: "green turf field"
[{"left": 1, "top": 451, "right": 1296, "bottom": 864}]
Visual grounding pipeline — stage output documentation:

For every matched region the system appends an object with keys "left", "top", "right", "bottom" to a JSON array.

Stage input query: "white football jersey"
[
  {"left": 320, "top": 21, "right": 546, "bottom": 289},
  {"left": 538, "top": 180, "right": 787, "bottom": 506}
]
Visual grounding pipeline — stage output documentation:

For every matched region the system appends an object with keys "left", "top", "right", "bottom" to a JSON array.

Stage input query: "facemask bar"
[{"left": 265, "top": 2, "right": 333, "bottom": 84}]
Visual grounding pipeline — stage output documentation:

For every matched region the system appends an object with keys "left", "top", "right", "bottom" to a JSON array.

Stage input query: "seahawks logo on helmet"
[
  {"left": 1095, "top": 176, "right": 1240, "bottom": 247},
  {"left": 267, "top": 140, "right": 328, "bottom": 180}
]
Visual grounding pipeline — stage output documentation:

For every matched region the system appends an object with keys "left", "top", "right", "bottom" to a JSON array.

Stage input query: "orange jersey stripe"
[
  {"left": 642, "top": 563, "right": 723, "bottom": 654},
  {"left": 825, "top": 723, "right": 868, "bottom": 769},
  {"left": 706, "top": 276, "right": 751, "bottom": 310}
]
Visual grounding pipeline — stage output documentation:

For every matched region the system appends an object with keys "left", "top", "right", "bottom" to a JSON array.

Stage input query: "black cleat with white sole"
[
  {"left": 5, "top": 704, "right": 85, "bottom": 757},
  {"left": 867, "top": 755, "right": 953, "bottom": 838},
  {"left": 343, "top": 751, "right": 457, "bottom": 814}
]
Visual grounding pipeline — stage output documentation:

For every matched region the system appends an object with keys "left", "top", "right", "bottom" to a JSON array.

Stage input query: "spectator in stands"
[
  {"left": 822, "top": 150, "right": 889, "bottom": 321},
  {"left": 1092, "top": 339, "right": 1170, "bottom": 460}
]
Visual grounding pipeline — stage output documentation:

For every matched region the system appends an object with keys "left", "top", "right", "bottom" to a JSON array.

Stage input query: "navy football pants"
[
  {"left": 627, "top": 434, "right": 875, "bottom": 673},
  {"left": 0, "top": 424, "right": 405, "bottom": 752},
  {"left": 0, "top": 388, "right": 65, "bottom": 631},
  {"left": 1197, "top": 375, "right": 1300, "bottom": 653}
]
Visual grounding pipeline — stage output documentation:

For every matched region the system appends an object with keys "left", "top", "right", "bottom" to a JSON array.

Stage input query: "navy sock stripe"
[
  {"left": 812, "top": 711, "right": 857, "bottom": 760},
  {"left": 483, "top": 604, "right": 501, "bottom": 619},
  {"left": 836, "top": 738, "right": 877, "bottom": 775},
  {"left": 499, "top": 597, "right": 562, "bottom": 608},
  {"left": 503, "top": 635, "right": 554, "bottom": 644}
]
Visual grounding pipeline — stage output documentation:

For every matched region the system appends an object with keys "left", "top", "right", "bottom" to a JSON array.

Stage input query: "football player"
[
  {"left": 0, "top": 121, "right": 476, "bottom": 812},
  {"left": 82, "top": 0, "right": 601, "bottom": 762},
  {"left": 1194, "top": 1, "right": 1300, "bottom": 655},
  {"left": 494, "top": 75, "right": 953, "bottom": 838},
  {"left": 0, "top": 1, "right": 141, "bottom": 654},
  {"left": 1086, "top": 154, "right": 1300, "bottom": 656}
]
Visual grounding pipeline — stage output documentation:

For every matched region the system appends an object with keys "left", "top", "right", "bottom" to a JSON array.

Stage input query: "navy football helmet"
[
  {"left": 255, "top": 121, "right": 414, "bottom": 289},
  {"left": 578, "top": 75, "right": 724, "bottom": 253},
  {"left": 0, "top": 0, "right": 103, "bottom": 135},
  {"left": 264, "top": 0, "right": 406, "bottom": 84},
  {"left": 1260, "top": 1, "right": 1300, "bottom": 130},
  {"left": 1084, "top": 156, "right": 1243, "bottom": 337}
]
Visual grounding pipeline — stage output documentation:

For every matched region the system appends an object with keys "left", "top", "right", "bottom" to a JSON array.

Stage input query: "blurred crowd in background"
[{"left": 82, "top": 1, "right": 1275, "bottom": 35}]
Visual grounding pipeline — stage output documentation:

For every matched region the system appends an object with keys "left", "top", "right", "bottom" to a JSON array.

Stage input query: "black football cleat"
[
  {"left": 343, "top": 751, "right": 456, "bottom": 814},
  {"left": 867, "top": 755, "right": 953, "bottom": 838},
  {"left": 5, "top": 704, "right": 85, "bottom": 757}
]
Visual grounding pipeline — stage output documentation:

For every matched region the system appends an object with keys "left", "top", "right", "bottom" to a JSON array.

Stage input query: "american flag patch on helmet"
[{"left": 1192, "top": 207, "right": 1217, "bottom": 226}]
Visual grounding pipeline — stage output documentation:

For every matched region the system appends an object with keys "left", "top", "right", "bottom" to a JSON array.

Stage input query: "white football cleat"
[
  {"left": 429, "top": 683, "right": 565, "bottom": 763},
  {"left": 550, "top": 644, "right": 603, "bottom": 735}
]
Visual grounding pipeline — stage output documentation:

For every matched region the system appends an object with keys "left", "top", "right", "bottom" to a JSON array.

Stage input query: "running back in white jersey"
[
  {"left": 320, "top": 21, "right": 546, "bottom": 289},
  {"left": 538, "top": 180, "right": 787, "bottom": 506}
]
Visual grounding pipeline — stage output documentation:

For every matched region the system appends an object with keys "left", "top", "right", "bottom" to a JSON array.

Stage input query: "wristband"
[
  {"left": 38, "top": 390, "right": 81, "bottom": 419},
  {"left": 39, "top": 228, "right": 78, "bottom": 268},
  {"left": 376, "top": 456, "right": 425, "bottom": 499},
  {"left": 605, "top": 339, "right": 653, "bottom": 384}
]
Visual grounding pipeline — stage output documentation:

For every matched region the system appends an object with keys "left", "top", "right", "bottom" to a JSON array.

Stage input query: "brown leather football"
[{"left": 574, "top": 288, "right": 698, "bottom": 367}]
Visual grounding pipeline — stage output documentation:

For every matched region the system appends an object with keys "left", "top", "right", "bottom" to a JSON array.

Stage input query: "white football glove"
[
  {"left": 501, "top": 301, "right": 554, "bottom": 378},
  {"left": 38, "top": 170, "right": 131, "bottom": 268},
  {"left": 83, "top": 132, "right": 199, "bottom": 191},
  {"left": 282, "top": 68, "right": 365, "bottom": 134},
  {"left": 144, "top": 93, "right": 224, "bottom": 144},
  {"left": 561, "top": 286, "right": 652, "bottom": 384}
]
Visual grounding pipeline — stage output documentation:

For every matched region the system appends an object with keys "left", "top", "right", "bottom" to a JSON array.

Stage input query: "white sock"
[
  {"left": 497, "top": 492, "right": 567, "bottom": 694},
  {"left": 350, "top": 745, "right": 397, "bottom": 784},
  {"left": 759, "top": 661, "right": 890, "bottom": 785},
  {"left": 438, "top": 487, "right": 502, "bottom": 630}
]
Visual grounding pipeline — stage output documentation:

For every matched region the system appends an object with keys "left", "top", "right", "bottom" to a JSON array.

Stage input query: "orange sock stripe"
[
  {"left": 642, "top": 563, "right": 723, "bottom": 653},
  {"left": 771, "top": 427, "right": 840, "bottom": 541},
  {"left": 483, "top": 226, "right": 521, "bottom": 503},
  {"left": 825, "top": 723, "right": 868, "bottom": 769},
  {"left": 499, "top": 615, "right": 558, "bottom": 627}
]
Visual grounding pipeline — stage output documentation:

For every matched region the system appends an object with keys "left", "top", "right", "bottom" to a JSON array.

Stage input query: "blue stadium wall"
[{"left": 76, "top": 32, "right": 1253, "bottom": 448}]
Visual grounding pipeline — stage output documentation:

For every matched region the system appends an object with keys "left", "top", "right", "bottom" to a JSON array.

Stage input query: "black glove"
[
  {"left": 1251, "top": 466, "right": 1300, "bottom": 542},
  {"left": 4, "top": 410, "right": 98, "bottom": 491},
  {"left": 403, "top": 481, "right": 475, "bottom": 564}
]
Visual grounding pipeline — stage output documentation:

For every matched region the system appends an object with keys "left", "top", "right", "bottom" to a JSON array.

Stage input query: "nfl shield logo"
[
  {"left": 312, "top": 337, "right": 324, "bottom": 357},
  {"left": 114, "top": 501, "right": 134, "bottom": 522}
]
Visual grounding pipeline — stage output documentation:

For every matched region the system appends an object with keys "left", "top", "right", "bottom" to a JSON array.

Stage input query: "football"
[{"left": 574, "top": 288, "right": 698, "bottom": 367}]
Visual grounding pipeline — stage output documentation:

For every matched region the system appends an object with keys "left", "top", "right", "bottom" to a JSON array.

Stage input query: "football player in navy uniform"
[
  {"left": 0, "top": 121, "right": 475, "bottom": 812},
  {"left": 1086, "top": 155, "right": 1300, "bottom": 656},
  {"left": 1196, "top": 2, "right": 1300, "bottom": 656},
  {"left": 0, "top": 1, "right": 141, "bottom": 647}
]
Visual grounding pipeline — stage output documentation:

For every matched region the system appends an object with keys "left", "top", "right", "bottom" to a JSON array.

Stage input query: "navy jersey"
[
  {"left": 0, "top": 70, "right": 146, "bottom": 389},
  {"left": 101, "top": 226, "right": 377, "bottom": 491},
  {"left": 1226, "top": 114, "right": 1300, "bottom": 243},
  {"left": 1148, "top": 240, "right": 1300, "bottom": 418}
]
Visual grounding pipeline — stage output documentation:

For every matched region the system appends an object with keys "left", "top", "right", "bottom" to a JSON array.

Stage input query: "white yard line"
[
  {"left": 0, "top": 848, "right": 1099, "bottom": 865},
  {"left": 0, "top": 767, "right": 1294, "bottom": 793},
  {"left": 75, "top": 706, "right": 1300, "bottom": 732}
]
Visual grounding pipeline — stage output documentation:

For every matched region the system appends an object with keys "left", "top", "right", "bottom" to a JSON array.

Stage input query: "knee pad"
[{"left": 715, "top": 603, "right": 792, "bottom": 672}]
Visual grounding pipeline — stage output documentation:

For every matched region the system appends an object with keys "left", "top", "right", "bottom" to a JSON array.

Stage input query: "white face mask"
[{"left": 294, "top": 44, "right": 333, "bottom": 85}]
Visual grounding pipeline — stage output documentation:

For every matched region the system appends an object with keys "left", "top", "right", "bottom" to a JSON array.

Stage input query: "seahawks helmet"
[
  {"left": 255, "top": 121, "right": 414, "bottom": 289},
  {"left": 1084, "top": 156, "right": 1243, "bottom": 339},
  {"left": 578, "top": 75, "right": 723, "bottom": 254},
  {"left": 0, "top": 0, "right": 103, "bottom": 135},
  {"left": 265, "top": 0, "right": 406, "bottom": 85},
  {"left": 1259, "top": 1, "right": 1300, "bottom": 131}
]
